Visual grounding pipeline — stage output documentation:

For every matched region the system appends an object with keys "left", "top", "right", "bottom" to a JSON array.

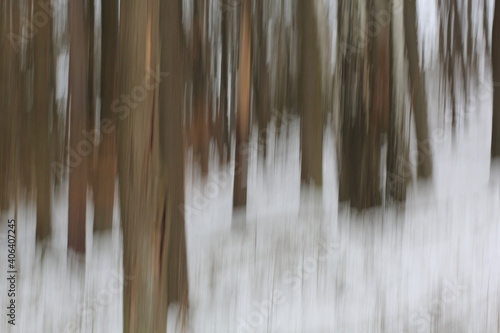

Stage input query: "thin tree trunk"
[
  {"left": 298, "top": 0, "right": 323, "bottom": 187},
  {"left": 219, "top": 6, "right": 231, "bottom": 163},
  {"left": 189, "top": 0, "right": 210, "bottom": 177},
  {"left": 233, "top": 0, "right": 251, "bottom": 211},
  {"left": 404, "top": 0, "right": 433, "bottom": 179},
  {"left": 67, "top": 0, "right": 89, "bottom": 254},
  {"left": 33, "top": 0, "right": 53, "bottom": 241},
  {"left": 88, "top": 0, "right": 97, "bottom": 178},
  {"left": 93, "top": 0, "right": 118, "bottom": 232},
  {"left": 0, "top": 1, "right": 9, "bottom": 211},
  {"left": 492, "top": 0, "right": 500, "bottom": 159},
  {"left": 253, "top": 0, "right": 271, "bottom": 158},
  {"left": 386, "top": 0, "right": 411, "bottom": 201}
]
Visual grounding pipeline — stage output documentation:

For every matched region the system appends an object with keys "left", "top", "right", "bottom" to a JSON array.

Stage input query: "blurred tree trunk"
[
  {"left": 88, "top": 0, "right": 97, "bottom": 177},
  {"left": 404, "top": 0, "right": 433, "bottom": 179},
  {"left": 386, "top": 0, "right": 411, "bottom": 201},
  {"left": 119, "top": 0, "right": 189, "bottom": 331},
  {"left": 0, "top": 1, "right": 9, "bottom": 211},
  {"left": 17, "top": 0, "right": 35, "bottom": 195},
  {"left": 253, "top": 0, "right": 271, "bottom": 158},
  {"left": 33, "top": 0, "right": 54, "bottom": 241},
  {"left": 298, "top": 0, "right": 322, "bottom": 187},
  {"left": 219, "top": 4, "right": 231, "bottom": 163},
  {"left": 93, "top": 0, "right": 118, "bottom": 232},
  {"left": 189, "top": 1, "right": 210, "bottom": 176},
  {"left": 233, "top": 0, "right": 251, "bottom": 212},
  {"left": 337, "top": 0, "right": 381, "bottom": 209},
  {"left": 492, "top": 0, "right": 500, "bottom": 160},
  {"left": 160, "top": 0, "right": 189, "bottom": 317},
  {"left": 68, "top": 0, "right": 89, "bottom": 254}
]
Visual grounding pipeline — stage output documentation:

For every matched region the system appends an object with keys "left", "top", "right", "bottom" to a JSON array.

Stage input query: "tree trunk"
[
  {"left": 253, "top": 0, "right": 271, "bottom": 158},
  {"left": 160, "top": 0, "right": 189, "bottom": 316},
  {"left": 34, "top": 0, "right": 54, "bottom": 241},
  {"left": 67, "top": 0, "right": 89, "bottom": 254},
  {"left": 298, "top": 0, "right": 323, "bottom": 187},
  {"left": 337, "top": 0, "right": 381, "bottom": 209},
  {"left": 219, "top": 5, "right": 231, "bottom": 163},
  {"left": 93, "top": 0, "right": 119, "bottom": 232},
  {"left": 386, "top": 0, "right": 411, "bottom": 201},
  {"left": 492, "top": 0, "right": 500, "bottom": 160},
  {"left": 404, "top": 0, "right": 433, "bottom": 179},
  {"left": 119, "top": 0, "right": 189, "bottom": 330},
  {"left": 233, "top": 0, "right": 251, "bottom": 211}
]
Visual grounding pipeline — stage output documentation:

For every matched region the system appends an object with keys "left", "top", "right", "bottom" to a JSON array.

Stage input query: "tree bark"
[
  {"left": 298, "top": 0, "right": 323, "bottom": 187},
  {"left": 492, "top": 0, "right": 500, "bottom": 160},
  {"left": 34, "top": 0, "right": 54, "bottom": 241},
  {"left": 160, "top": 0, "right": 189, "bottom": 316},
  {"left": 337, "top": 0, "right": 381, "bottom": 209},
  {"left": 404, "top": 0, "right": 433, "bottom": 179},
  {"left": 253, "top": 0, "right": 271, "bottom": 158},
  {"left": 67, "top": 0, "right": 89, "bottom": 254},
  {"left": 93, "top": 0, "right": 119, "bottom": 232},
  {"left": 119, "top": 0, "right": 189, "bottom": 331},
  {"left": 386, "top": 0, "right": 411, "bottom": 201},
  {"left": 219, "top": 5, "right": 231, "bottom": 163},
  {"left": 233, "top": 0, "right": 251, "bottom": 210}
]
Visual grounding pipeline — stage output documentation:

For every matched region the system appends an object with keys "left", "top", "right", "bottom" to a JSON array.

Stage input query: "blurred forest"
[{"left": 0, "top": 0, "right": 498, "bottom": 332}]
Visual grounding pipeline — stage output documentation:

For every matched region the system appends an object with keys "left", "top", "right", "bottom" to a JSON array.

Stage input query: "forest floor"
[{"left": 0, "top": 73, "right": 500, "bottom": 333}]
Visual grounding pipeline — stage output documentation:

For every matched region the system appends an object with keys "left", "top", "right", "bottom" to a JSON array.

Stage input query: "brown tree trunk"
[
  {"left": 298, "top": 0, "right": 323, "bottom": 187},
  {"left": 33, "top": 0, "right": 54, "bottom": 241},
  {"left": 219, "top": 2, "right": 231, "bottom": 163},
  {"left": 404, "top": 0, "right": 433, "bottom": 179},
  {"left": 233, "top": 0, "right": 251, "bottom": 211},
  {"left": 68, "top": 0, "right": 89, "bottom": 254},
  {"left": 386, "top": 0, "right": 411, "bottom": 201},
  {"left": 492, "top": 0, "right": 500, "bottom": 160},
  {"left": 253, "top": 0, "right": 271, "bottom": 158},
  {"left": 119, "top": 0, "right": 189, "bottom": 331},
  {"left": 0, "top": 1, "right": 9, "bottom": 211},
  {"left": 337, "top": 0, "right": 381, "bottom": 209},
  {"left": 93, "top": 0, "right": 118, "bottom": 232},
  {"left": 160, "top": 0, "right": 190, "bottom": 316}
]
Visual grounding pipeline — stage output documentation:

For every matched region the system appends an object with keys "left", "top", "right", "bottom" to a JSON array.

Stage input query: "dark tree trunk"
[
  {"left": 160, "top": 0, "right": 189, "bottom": 316},
  {"left": 404, "top": 0, "right": 433, "bottom": 179},
  {"left": 298, "top": 0, "right": 323, "bottom": 187},
  {"left": 253, "top": 0, "right": 271, "bottom": 158},
  {"left": 34, "top": 0, "right": 54, "bottom": 241},
  {"left": 337, "top": 0, "right": 382, "bottom": 209},
  {"left": 93, "top": 0, "right": 119, "bottom": 232},
  {"left": 219, "top": 4, "right": 231, "bottom": 162},
  {"left": 492, "top": 0, "right": 500, "bottom": 160},
  {"left": 386, "top": 0, "right": 410, "bottom": 202},
  {"left": 233, "top": 0, "right": 251, "bottom": 212},
  {"left": 67, "top": 0, "right": 89, "bottom": 254}
]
